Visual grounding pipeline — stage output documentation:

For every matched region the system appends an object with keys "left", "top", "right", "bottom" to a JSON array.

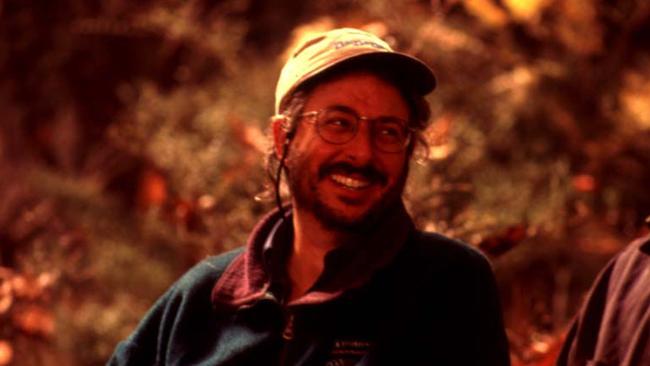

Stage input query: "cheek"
[
  {"left": 285, "top": 141, "right": 322, "bottom": 178},
  {"left": 384, "top": 156, "right": 409, "bottom": 181},
  {"left": 291, "top": 128, "right": 323, "bottom": 155},
  {"left": 291, "top": 134, "right": 335, "bottom": 164}
]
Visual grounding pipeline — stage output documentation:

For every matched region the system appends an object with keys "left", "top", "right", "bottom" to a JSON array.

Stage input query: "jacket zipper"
[{"left": 279, "top": 312, "right": 295, "bottom": 365}]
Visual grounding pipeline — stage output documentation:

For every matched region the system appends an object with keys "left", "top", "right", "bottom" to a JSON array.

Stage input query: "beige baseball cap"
[{"left": 274, "top": 27, "right": 436, "bottom": 114}]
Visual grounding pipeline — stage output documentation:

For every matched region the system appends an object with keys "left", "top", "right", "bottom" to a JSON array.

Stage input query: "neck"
[{"left": 286, "top": 207, "right": 352, "bottom": 302}]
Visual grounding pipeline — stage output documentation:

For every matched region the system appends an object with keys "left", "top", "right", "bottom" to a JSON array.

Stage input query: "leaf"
[
  {"left": 0, "top": 340, "right": 13, "bottom": 366},
  {"left": 13, "top": 305, "right": 55, "bottom": 338},
  {"left": 503, "top": 0, "right": 550, "bottom": 22},
  {"left": 572, "top": 174, "right": 596, "bottom": 193},
  {"left": 464, "top": 0, "right": 509, "bottom": 27}
]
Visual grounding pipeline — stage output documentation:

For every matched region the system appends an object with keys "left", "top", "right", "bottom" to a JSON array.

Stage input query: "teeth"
[{"left": 330, "top": 174, "right": 370, "bottom": 189}]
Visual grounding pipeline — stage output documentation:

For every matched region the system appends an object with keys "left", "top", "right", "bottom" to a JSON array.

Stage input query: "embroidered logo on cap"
[{"left": 332, "top": 40, "right": 387, "bottom": 50}]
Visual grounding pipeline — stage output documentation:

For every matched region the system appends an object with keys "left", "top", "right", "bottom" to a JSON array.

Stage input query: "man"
[
  {"left": 108, "top": 28, "right": 510, "bottom": 366},
  {"left": 557, "top": 233, "right": 650, "bottom": 366}
]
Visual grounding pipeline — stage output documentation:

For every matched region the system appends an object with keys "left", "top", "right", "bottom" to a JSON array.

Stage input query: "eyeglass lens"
[{"left": 316, "top": 109, "right": 409, "bottom": 153}]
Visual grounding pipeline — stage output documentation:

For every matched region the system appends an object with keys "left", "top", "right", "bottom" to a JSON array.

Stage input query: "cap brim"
[{"left": 343, "top": 51, "right": 436, "bottom": 94}]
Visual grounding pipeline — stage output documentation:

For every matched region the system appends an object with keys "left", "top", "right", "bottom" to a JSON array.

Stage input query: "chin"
[
  {"left": 316, "top": 206, "right": 368, "bottom": 231},
  {"left": 311, "top": 196, "right": 399, "bottom": 233}
]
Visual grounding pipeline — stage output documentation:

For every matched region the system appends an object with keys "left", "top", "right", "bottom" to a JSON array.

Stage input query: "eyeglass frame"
[{"left": 296, "top": 106, "right": 414, "bottom": 153}]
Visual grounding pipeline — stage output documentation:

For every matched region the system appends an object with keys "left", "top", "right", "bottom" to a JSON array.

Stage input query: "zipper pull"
[
  {"left": 282, "top": 313, "right": 295, "bottom": 340},
  {"left": 279, "top": 312, "right": 295, "bottom": 365}
]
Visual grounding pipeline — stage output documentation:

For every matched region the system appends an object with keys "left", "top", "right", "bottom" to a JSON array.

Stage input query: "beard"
[{"left": 284, "top": 151, "right": 409, "bottom": 233}]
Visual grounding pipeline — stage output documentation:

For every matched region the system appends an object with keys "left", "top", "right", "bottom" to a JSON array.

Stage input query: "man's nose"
[{"left": 343, "top": 122, "right": 374, "bottom": 163}]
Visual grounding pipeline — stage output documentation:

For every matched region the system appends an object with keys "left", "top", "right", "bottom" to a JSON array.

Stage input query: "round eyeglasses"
[{"left": 299, "top": 107, "right": 413, "bottom": 153}]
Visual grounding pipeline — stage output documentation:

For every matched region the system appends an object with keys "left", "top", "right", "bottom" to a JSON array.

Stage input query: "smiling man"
[{"left": 108, "top": 28, "right": 511, "bottom": 366}]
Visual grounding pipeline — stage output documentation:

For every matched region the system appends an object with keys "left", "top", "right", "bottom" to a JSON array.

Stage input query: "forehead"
[{"left": 303, "top": 71, "right": 410, "bottom": 119}]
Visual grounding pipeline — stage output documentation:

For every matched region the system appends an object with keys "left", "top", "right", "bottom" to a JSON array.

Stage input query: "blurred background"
[{"left": 1, "top": 0, "right": 649, "bottom": 365}]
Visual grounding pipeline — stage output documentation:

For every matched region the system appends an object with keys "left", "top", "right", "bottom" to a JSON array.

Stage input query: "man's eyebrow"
[
  {"left": 324, "top": 104, "right": 357, "bottom": 114},
  {"left": 326, "top": 104, "right": 405, "bottom": 121}
]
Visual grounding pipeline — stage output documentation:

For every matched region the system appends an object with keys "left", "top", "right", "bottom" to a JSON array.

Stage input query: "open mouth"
[
  {"left": 330, "top": 173, "right": 372, "bottom": 190},
  {"left": 320, "top": 163, "right": 386, "bottom": 191}
]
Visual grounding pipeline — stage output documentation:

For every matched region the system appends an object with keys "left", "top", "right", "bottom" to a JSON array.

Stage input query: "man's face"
[{"left": 282, "top": 71, "right": 411, "bottom": 231}]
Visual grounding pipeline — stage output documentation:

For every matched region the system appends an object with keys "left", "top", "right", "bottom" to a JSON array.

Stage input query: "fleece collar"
[
  {"left": 638, "top": 234, "right": 650, "bottom": 255},
  {"left": 211, "top": 203, "right": 414, "bottom": 310}
]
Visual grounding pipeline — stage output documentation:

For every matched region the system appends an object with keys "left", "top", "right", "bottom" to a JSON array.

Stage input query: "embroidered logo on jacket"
[{"left": 325, "top": 340, "right": 371, "bottom": 366}]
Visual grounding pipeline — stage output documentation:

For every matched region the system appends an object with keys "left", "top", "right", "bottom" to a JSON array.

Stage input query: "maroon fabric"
[
  {"left": 210, "top": 208, "right": 283, "bottom": 309},
  {"left": 557, "top": 234, "right": 650, "bottom": 366},
  {"left": 211, "top": 203, "right": 414, "bottom": 309}
]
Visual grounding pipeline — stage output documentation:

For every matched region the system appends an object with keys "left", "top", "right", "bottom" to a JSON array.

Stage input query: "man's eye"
[
  {"left": 322, "top": 117, "right": 354, "bottom": 129},
  {"left": 380, "top": 126, "right": 401, "bottom": 137},
  {"left": 376, "top": 122, "right": 405, "bottom": 140}
]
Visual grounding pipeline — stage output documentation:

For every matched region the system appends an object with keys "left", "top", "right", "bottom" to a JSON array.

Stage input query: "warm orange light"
[
  {"left": 620, "top": 71, "right": 650, "bottom": 130},
  {"left": 503, "top": 0, "right": 549, "bottom": 21},
  {"left": 464, "top": 0, "right": 509, "bottom": 27},
  {"left": 13, "top": 306, "right": 55, "bottom": 337},
  {"left": 0, "top": 341, "right": 13, "bottom": 366},
  {"left": 572, "top": 174, "right": 596, "bottom": 192}
]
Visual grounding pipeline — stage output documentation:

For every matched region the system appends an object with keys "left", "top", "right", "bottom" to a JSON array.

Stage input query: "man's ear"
[{"left": 271, "top": 115, "right": 289, "bottom": 159}]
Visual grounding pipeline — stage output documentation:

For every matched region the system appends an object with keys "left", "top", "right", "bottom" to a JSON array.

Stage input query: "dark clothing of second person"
[
  {"left": 108, "top": 204, "right": 510, "bottom": 365},
  {"left": 557, "top": 234, "right": 650, "bottom": 366}
]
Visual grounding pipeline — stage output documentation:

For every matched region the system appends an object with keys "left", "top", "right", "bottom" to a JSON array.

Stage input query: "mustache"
[{"left": 318, "top": 162, "right": 388, "bottom": 185}]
